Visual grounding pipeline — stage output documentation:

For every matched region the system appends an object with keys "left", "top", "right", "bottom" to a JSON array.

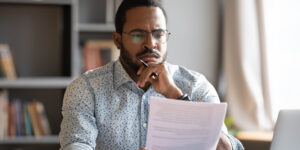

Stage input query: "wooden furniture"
[
  {"left": 0, "top": 0, "right": 116, "bottom": 149},
  {"left": 236, "top": 131, "right": 273, "bottom": 150}
]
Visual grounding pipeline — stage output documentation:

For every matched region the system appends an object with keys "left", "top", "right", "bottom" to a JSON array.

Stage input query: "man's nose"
[{"left": 143, "top": 33, "right": 157, "bottom": 49}]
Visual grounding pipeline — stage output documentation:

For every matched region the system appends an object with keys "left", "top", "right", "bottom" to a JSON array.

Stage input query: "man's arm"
[
  {"left": 137, "top": 63, "right": 244, "bottom": 150},
  {"left": 59, "top": 76, "right": 98, "bottom": 150}
]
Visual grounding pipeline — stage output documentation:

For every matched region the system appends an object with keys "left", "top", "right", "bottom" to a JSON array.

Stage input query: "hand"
[
  {"left": 136, "top": 62, "right": 182, "bottom": 99},
  {"left": 216, "top": 132, "right": 232, "bottom": 150}
]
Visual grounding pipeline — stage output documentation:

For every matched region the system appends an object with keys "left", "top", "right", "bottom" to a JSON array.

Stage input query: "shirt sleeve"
[
  {"left": 190, "top": 74, "right": 220, "bottom": 103},
  {"left": 59, "top": 76, "right": 98, "bottom": 150},
  {"left": 61, "top": 142, "right": 94, "bottom": 150},
  {"left": 227, "top": 134, "right": 245, "bottom": 150}
]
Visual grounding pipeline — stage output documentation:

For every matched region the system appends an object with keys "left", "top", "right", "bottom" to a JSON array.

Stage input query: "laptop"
[{"left": 270, "top": 109, "right": 300, "bottom": 150}]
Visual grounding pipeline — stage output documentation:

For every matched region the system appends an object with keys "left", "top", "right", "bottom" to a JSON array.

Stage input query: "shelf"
[
  {"left": 0, "top": 77, "right": 74, "bottom": 89},
  {"left": 0, "top": 136, "right": 59, "bottom": 144},
  {"left": 78, "top": 23, "right": 115, "bottom": 32},
  {"left": 0, "top": 0, "right": 72, "bottom": 5}
]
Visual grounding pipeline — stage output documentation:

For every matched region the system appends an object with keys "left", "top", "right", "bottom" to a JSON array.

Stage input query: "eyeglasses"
[{"left": 122, "top": 29, "right": 171, "bottom": 44}]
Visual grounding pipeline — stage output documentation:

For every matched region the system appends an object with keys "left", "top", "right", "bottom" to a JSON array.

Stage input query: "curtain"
[
  {"left": 263, "top": 0, "right": 300, "bottom": 117},
  {"left": 223, "top": 0, "right": 273, "bottom": 130}
]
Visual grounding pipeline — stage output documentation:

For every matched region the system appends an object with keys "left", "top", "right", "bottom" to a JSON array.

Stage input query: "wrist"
[{"left": 163, "top": 86, "right": 182, "bottom": 99}]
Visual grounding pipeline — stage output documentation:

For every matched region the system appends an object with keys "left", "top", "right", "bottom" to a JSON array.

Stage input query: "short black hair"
[{"left": 115, "top": 0, "right": 167, "bottom": 34}]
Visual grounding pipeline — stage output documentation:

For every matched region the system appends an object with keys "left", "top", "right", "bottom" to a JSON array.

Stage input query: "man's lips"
[{"left": 138, "top": 54, "right": 159, "bottom": 62}]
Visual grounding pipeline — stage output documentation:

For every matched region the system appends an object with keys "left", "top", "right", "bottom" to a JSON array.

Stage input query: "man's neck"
[{"left": 119, "top": 57, "right": 139, "bottom": 82}]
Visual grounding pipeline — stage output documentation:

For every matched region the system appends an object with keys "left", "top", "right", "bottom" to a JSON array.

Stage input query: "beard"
[{"left": 120, "top": 42, "right": 167, "bottom": 73}]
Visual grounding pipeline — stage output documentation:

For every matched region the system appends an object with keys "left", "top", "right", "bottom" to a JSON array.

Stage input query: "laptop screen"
[{"left": 270, "top": 109, "right": 300, "bottom": 150}]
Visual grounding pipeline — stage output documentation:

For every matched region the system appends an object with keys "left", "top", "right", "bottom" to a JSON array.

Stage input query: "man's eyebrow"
[
  {"left": 129, "top": 28, "right": 166, "bottom": 33},
  {"left": 152, "top": 29, "right": 165, "bottom": 32},
  {"left": 129, "top": 29, "right": 145, "bottom": 32}
]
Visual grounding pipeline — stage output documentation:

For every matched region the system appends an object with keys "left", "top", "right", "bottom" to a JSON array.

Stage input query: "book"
[
  {"left": 28, "top": 100, "right": 51, "bottom": 136},
  {"left": 0, "top": 91, "right": 4, "bottom": 138},
  {"left": 23, "top": 102, "right": 33, "bottom": 136},
  {"left": 36, "top": 101, "right": 51, "bottom": 135},
  {"left": 0, "top": 90, "right": 9, "bottom": 139},
  {"left": 0, "top": 44, "right": 17, "bottom": 80},
  {"left": 12, "top": 99, "right": 23, "bottom": 136},
  {"left": 83, "top": 40, "right": 119, "bottom": 72},
  {"left": 28, "top": 100, "right": 42, "bottom": 136},
  {"left": 0, "top": 56, "right": 4, "bottom": 78},
  {"left": 8, "top": 102, "right": 16, "bottom": 137},
  {"left": 83, "top": 41, "right": 104, "bottom": 71}
]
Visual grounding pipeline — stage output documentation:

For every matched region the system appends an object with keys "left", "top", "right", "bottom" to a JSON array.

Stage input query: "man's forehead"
[{"left": 124, "top": 6, "right": 167, "bottom": 30}]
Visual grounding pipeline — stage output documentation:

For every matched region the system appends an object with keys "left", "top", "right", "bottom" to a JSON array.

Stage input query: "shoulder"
[
  {"left": 82, "top": 61, "right": 114, "bottom": 80},
  {"left": 67, "top": 61, "right": 115, "bottom": 89},
  {"left": 166, "top": 62, "right": 219, "bottom": 102},
  {"left": 166, "top": 62, "right": 207, "bottom": 84}
]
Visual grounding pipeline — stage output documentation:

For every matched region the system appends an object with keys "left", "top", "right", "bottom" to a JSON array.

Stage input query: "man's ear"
[{"left": 113, "top": 32, "right": 121, "bottom": 49}]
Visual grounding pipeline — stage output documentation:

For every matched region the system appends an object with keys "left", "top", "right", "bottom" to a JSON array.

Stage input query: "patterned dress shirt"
[{"left": 59, "top": 60, "right": 244, "bottom": 150}]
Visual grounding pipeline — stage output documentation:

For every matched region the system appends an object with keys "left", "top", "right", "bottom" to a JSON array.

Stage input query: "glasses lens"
[
  {"left": 153, "top": 30, "right": 167, "bottom": 43},
  {"left": 128, "top": 30, "right": 170, "bottom": 44},
  {"left": 130, "top": 31, "right": 146, "bottom": 44}
]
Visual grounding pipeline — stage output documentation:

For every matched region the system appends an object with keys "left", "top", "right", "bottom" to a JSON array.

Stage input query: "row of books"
[
  {"left": 0, "top": 44, "right": 17, "bottom": 80},
  {"left": 0, "top": 90, "right": 51, "bottom": 139},
  {"left": 1, "top": 40, "right": 120, "bottom": 79},
  {"left": 81, "top": 40, "right": 120, "bottom": 73}
]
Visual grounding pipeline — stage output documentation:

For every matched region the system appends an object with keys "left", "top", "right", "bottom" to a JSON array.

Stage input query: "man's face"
[{"left": 117, "top": 6, "right": 168, "bottom": 72}]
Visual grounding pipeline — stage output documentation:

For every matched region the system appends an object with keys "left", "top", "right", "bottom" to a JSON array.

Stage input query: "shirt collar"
[{"left": 113, "top": 59, "right": 135, "bottom": 89}]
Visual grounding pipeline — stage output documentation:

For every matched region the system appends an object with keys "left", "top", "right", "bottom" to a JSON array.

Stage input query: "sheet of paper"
[{"left": 146, "top": 97, "right": 227, "bottom": 150}]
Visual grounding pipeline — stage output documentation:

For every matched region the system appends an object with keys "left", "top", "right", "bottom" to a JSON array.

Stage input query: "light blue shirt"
[{"left": 59, "top": 60, "right": 244, "bottom": 150}]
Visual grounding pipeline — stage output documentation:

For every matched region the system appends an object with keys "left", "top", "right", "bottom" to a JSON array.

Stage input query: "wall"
[{"left": 162, "top": 0, "right": 220, "bottom": 86}]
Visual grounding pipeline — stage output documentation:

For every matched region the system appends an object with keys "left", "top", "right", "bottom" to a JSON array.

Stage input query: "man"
[{"left": 59, "top": 0, "right": 244, "bottom": 150}]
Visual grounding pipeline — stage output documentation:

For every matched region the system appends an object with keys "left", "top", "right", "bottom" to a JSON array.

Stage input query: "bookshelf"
[
  {"left": 78, "top": 23, "right": 115, "bottom": 32},
  {"left": 0, "top": 0, "right": 118, "bottom": 149},
  {"left": 0, "top": 136, "right": 59, "bottom": 144},
  {"left": 0, "top": 78, "right": 73, "bottom": 89}
]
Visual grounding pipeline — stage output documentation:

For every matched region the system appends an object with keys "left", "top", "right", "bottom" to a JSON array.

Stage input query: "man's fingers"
[
  {"left": 150, "top": 72, "right": 159, "bottom": 80},
  {"left": 137, "top": 65, "right": 145, "bottom": 75},
  {"left": 138, "top": 68, "right": 156, "bottom": 87},
  {"left": 137, "top": 65, "right": 161, "bottom": 87}
]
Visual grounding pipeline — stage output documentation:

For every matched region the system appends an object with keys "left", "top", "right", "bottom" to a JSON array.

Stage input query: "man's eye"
[
  {"left": 131, "top": 34, "right": 144, "bottom": 43},
  {"left": 133, "top": 34, "right": 143, "bottom": 39},
  {"left": 153, "top": 32, "right": 164, "bottom": 39}
]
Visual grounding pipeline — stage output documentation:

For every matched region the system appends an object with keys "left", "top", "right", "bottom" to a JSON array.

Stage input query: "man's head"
[
  {"left": 113, "top": 0, "right": 169, "bottom": 73},
  {"left": 115, "top": 0, "right": 167, "bottom": 34}
]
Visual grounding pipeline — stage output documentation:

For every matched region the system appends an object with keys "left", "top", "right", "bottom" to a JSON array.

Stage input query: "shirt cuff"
[{"left": 61, "top": 142, "right": 93, "bottom": 150}]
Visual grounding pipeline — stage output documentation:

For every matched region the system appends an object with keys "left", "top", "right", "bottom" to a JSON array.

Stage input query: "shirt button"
[
  {"left": 143, "top": 123, "right": 147, "bottom": 128},
  {"left": 142, "top": 95, "right": 146, "bottom": 99}
]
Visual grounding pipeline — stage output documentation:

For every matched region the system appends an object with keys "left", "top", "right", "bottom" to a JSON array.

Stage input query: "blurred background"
[
  {"left": 0, "top": 0, "right": 299, "bottom": 150},
  {"left": 164, "top": 0, "right": 300, "bottom": 149}
]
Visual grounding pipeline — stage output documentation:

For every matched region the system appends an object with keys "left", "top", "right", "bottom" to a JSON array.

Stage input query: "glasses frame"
[{"left": 122, "top": 29, "right": 171, "bottom": 44}]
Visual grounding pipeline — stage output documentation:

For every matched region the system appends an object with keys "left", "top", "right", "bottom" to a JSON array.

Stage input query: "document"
[{"left": 146, "top": 97, "right": 227, "bottom": 150}]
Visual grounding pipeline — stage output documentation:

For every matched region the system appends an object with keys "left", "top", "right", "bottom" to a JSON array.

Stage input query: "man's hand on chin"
[{"left": 217, "top": 132, "right": 232, "bottom": 150}]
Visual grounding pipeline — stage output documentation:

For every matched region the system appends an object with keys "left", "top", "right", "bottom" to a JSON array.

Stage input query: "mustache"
[{"left": 136, "top": 48, "right": 160, "bottom": 58}]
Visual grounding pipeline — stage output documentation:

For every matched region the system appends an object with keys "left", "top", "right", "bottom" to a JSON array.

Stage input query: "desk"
[{"left": 236, "top": 131, "right": 273, "bottom": 150}]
